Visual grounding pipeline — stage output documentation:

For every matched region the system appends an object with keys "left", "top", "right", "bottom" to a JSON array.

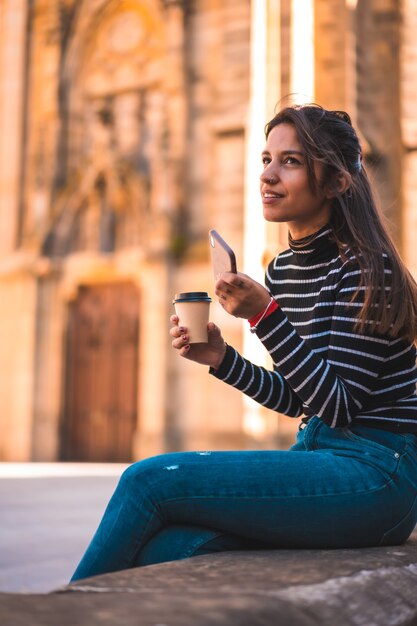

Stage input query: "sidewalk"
[{"left": 0, "top": 462, "right": 127, "bottom": 593}]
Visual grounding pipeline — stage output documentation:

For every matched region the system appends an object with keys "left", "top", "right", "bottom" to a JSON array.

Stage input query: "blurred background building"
[{"left": 0, "top": 0, "right": 416, "bottom": 462}]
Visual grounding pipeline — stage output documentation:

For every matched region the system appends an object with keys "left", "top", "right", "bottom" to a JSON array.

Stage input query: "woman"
[{"left": 71, "top": 104, "right": 417, "bottom": 582}]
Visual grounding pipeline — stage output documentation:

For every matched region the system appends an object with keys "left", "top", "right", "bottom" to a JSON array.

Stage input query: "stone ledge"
[{"left": 1, "top": 529, "right": 417, "bottom": 626}]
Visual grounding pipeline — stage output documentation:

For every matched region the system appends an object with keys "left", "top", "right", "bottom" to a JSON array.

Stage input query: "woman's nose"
[{"left": 260, "top": 168, "right": 279, "bottom": 185}]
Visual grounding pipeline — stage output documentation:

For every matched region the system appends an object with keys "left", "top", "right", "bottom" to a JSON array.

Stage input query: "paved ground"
[{"left": 0, "top": 463, "right": 127, "bottom": 593}]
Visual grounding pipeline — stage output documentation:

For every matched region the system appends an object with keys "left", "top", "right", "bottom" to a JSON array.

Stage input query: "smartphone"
[{"left": 209, "top": 229, "right": 237, "bottom": 278}]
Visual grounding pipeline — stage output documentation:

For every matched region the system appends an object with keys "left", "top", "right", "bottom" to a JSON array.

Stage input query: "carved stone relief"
[{"left": 42, "top": 0, "right": 172, "bottom": 257}]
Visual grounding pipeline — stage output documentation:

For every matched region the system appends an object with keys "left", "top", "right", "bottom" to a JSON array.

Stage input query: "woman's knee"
[{"left": 118, "top": 452, "right": 184, "bottom": 489}]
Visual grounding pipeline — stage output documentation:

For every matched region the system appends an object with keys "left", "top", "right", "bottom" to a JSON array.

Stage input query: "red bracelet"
[{"left": 248, "top": 297, "right": 279, "bottom": 333}]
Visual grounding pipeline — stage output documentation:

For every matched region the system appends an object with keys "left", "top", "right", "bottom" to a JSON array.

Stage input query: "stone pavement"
[
  {"left": 1, "top": 529, "right": 417, "bottom": 626},
  {"left": 0, "top": 463, "right": 127, "bottom": 593}
]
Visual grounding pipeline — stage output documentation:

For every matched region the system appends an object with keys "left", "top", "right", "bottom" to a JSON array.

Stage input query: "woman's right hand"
[{"left": 170, "top": 315, "right": 227, "bottom": 370}]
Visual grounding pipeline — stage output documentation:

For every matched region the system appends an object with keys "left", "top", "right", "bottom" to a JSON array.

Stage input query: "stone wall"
[
  {"left": 0, "top": 0, "right": 251, "bottom": 461},
  {"left": 401, "top": 0, "right": 417, "bottom": 275},
  {"left": 0, "top": 0, "right": 416, "bottom": 461}
]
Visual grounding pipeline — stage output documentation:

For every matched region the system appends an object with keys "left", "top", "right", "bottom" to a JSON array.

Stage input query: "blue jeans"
[{"left": 71, "top": 417, "right": 417, "bottom": 581}]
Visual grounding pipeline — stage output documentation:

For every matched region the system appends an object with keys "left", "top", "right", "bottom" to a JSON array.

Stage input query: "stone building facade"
[{"left": 0, "top": 0, "right": 416, "bottom": 461}]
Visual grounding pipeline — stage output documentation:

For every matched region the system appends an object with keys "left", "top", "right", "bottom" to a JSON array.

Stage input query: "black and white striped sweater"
[{"left": 212, "top": 227, "right": 417, "bottom": 432}]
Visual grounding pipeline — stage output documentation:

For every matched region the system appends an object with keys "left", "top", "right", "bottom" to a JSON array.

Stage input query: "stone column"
[
  {"left": 0, "top": 271, "right": 37, "bottom": 460},
  {"left": 400, "top": 0, "right": 417, "bottom": 275},
  {"left": 147, "top": 0, "right": 190, "bottom": 453},
  {"left": 314, "top": 0, "right": 349, "bottom": 110},
  {"left": 356, "top": 0, "right": 402, "bottom": 246},
  {"left": 314, "top": 0, "right": 357, "bottom": 120},
  {"left": 345, "top": 0, "right": 358, "bottom": 122},
  {"left": 0, "top": 0, "right": 28, "bottom": 255},
  {"left": 20, "top": 0, "right": 61, "bottom": 248},
  {"left": 162, "top": 0, "right": 189, "bottom": 233}
]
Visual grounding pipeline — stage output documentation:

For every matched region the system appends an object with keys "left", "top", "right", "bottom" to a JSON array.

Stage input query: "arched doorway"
[{"left": 61, "top": 281, "right": 139, "bottom": 462}]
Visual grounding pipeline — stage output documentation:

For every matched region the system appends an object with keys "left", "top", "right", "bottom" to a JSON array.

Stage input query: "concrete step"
[{"left": 1, "top": 528, "right": 417, "bottom": 626}]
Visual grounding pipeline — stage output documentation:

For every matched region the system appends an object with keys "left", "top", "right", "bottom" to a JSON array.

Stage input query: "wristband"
[{"left": 248, "top": 297, "right": 279, "bottom": 333}]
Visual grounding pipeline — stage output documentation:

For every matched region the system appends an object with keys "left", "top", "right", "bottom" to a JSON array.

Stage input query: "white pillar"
[
  {"left": 291, "top": 0, "right": 314, "bottom": 102},
  {"left": 242, "top": 0, "right": 282, "bottom": 441}
]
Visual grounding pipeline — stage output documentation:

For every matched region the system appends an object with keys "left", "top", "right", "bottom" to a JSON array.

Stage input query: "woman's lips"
[{"left": 262, "top": 192, "right": 285, "bottom": 203}]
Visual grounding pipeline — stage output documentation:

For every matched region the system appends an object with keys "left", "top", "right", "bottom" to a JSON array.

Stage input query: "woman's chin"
[{"left": 262, "top": 208, "right": 289, "bottom": 223}]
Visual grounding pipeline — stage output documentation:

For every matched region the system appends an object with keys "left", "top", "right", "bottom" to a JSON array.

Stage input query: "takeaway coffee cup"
[{"left": 173, "top": 292, "right": 212, "bottom": 343}]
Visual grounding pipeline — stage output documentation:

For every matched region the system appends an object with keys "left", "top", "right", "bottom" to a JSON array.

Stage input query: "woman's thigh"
[{"left": 126, "top": 419, "right": 417, "bottom": 549}]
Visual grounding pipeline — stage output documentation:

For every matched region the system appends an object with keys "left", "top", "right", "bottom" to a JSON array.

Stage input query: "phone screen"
[{"left": 209, "top": 229, "right": 237, "bottom": 278}]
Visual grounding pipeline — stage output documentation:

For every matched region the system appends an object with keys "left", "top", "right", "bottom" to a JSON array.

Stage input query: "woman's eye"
[
  {"left": 283, "top": 156, "right": 300, "bottom": 165},
  {"left": 262, "top": 156, "right": 271, "bottom": 166}
]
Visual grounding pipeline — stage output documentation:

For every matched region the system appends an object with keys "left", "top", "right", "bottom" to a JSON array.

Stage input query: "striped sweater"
[{"left": 212, "top": 227, "right": 417, "bottom": 432}]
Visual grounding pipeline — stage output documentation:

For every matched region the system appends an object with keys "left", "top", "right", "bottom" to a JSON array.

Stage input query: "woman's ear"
[{"left": 326, "top": 172, "right": 351, "bottom": 199}]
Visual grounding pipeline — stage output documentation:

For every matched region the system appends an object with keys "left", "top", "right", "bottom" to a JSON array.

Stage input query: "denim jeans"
[{"left": 71, "top": 417, "right": 417, "bottom": 581}]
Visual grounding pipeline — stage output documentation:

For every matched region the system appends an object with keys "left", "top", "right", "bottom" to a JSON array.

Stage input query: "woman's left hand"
[{"left": 215, "top": 272, "right": 271, "bottom": 319}]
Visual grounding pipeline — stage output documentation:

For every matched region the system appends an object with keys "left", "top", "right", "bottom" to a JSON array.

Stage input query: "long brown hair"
[{"left": 265, "top": 104, "right": 417, "bottom": 343}]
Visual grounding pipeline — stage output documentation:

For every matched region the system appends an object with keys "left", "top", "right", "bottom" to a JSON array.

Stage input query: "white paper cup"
[{"left": 173, "top": 292, "right": 212, "bottom": 343}]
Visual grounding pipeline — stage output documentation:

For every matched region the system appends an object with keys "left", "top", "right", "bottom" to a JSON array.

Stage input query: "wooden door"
[{"left": 62, "top": 282, "right": 139, "bottom": 461}]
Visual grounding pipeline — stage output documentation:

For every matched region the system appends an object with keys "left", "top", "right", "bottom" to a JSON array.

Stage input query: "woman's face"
[{"left": 260, "top": 123, "right": 332, "bottom": 238}]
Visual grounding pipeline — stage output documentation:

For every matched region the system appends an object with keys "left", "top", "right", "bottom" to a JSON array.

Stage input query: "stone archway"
[{"left": 42, "top": 0, "right": 168, "bottom": 257}]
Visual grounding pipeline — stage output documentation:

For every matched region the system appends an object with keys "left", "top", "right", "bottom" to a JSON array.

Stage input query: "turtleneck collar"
[{"left": 288, "top": 224, "right": 336, "bottom": 263}]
